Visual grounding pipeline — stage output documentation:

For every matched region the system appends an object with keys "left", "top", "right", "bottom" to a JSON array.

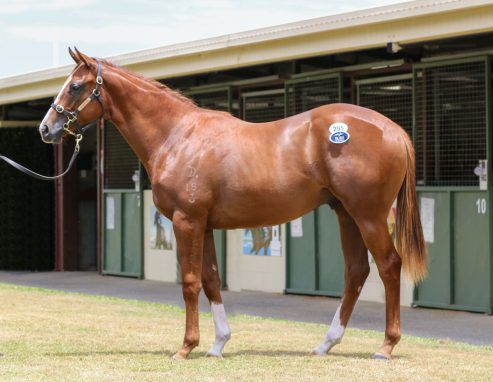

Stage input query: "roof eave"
[{"left": 1, "top": 0, "right": 493, "bottom": 104}]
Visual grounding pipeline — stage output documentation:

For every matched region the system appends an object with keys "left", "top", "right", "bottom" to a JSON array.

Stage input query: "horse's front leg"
[{"left": 172, "top": 210, "right": 206, "bottom": 360}]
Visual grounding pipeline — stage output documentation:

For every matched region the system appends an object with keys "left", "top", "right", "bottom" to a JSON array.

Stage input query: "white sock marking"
[
  {"left": 312, "top": 305, "right": 345, "bottom": 355},
  {"left": 207, "top": 303, "right": 231, "bottom": 357}
]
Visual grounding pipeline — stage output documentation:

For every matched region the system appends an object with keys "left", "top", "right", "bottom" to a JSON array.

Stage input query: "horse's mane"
[{"left": 100, "top": 59, "right": 197, "bottom": 107}]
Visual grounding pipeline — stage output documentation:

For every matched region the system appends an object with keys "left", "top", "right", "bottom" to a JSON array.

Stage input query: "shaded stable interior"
[{"left": 0, "top": 100, "right": 98, "bottom": 271}]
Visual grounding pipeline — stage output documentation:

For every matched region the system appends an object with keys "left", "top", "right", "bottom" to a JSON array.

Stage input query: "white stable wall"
[
  {"left": 143, "top": 190, "right": 177, "bottom": 283},
  {"left": 360, "top": 256, "right": 415, "bottom": 307},
  {"left": 226, "top": 226, "right": 286, "bottom": 294}
]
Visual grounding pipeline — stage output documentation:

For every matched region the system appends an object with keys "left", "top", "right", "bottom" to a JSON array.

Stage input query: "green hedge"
[{"left": 0, "top": 128, "right": 54, "bottom": 270}]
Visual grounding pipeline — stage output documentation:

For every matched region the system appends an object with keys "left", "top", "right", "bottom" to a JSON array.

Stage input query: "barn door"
[
  {"left": 185, "top": 86, "right": 232, "bottom": 287},
  {"left": 102, "top": 122, "right": 143, "bottom": 277},
  {"left": 412, "top": 57, "right": 491, "bottom": 313},
  {"left": 284, "top": 73, "right": 344, "bottom": 296}
]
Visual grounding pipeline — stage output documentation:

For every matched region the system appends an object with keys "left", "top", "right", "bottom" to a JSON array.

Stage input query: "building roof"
[{"left": 1, "top": 0, "right": 493, "bottom": 105}]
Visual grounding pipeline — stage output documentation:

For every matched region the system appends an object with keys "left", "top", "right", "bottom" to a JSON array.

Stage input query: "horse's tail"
[{"left": 395, "top": 135, "right": 428, "bottom": 284}]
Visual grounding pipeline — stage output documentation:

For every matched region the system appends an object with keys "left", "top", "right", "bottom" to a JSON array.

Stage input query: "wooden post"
[
  {"left": 97, "top": 119, "right": 104, "bottom": 273},
  {"left": 54, "top": 142, "right": 78, "bottom": 271}
]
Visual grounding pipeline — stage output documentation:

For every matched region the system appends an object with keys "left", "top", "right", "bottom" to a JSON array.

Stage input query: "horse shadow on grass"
[
  {"left": 44, "top": 349, "right": 406, "bottom": 360},
  {"left": 223, "top": 350, "right": 406, "bottom": 360},
  {"left": 44, "top": 350, "right": 176, "bottom": 358}
]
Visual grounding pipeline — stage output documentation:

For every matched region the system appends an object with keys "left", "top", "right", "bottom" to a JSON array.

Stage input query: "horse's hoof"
[
  {"left": 171, "top": 352, "right": 188, "bottom": 361},
  {"left": 373, "top": 352, "right": 391, "bottom": 360},
  {"left": 310, "top": 348, "right": 327, "bottom": 356},
  {"left": 206, "top": 349, "right": 223, "bottom": 358}
]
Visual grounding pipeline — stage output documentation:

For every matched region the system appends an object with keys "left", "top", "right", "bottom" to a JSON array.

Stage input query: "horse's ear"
[
  {"left": 74, "top": 47, "right": 95, "bottom": 69},
  {"left": 68, "top": 47, "right": 79, "bottom": 64}
]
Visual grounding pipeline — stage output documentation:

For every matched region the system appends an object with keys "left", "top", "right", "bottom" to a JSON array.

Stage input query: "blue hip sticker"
[{"left": 329, "top": 131, "right": 350, "bottom": 144}]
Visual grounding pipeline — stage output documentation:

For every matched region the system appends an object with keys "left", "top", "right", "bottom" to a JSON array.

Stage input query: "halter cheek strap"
[{"left": 51, "top": 59, "right": 105, "bottom": 141}]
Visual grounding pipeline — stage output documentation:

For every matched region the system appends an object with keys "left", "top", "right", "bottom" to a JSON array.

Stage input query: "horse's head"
[{"left": 39, "top": 47, "right": 104, "bottom": 144}]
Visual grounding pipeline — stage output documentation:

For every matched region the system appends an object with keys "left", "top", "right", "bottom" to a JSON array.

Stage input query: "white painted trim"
[{"left": 0, "top": 121, "right": 39, "bottom": 128}]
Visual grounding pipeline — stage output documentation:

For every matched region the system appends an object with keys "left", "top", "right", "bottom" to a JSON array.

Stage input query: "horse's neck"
[{"left": 103, "top": 68, "right": 195, "bottom": 169}]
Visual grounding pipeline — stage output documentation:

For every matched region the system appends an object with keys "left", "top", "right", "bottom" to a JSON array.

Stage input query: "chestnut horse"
[{"left": 39, "top": 48, "right": 427, "bottom": 360}]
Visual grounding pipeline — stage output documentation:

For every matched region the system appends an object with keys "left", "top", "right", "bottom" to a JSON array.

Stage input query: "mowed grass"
[{"left": 0, "top": 284, "right": 492, "bottom": 382}]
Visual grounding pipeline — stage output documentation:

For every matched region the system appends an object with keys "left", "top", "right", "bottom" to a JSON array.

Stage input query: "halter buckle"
[
  {"left": 55, "top": 105, "right": 64, "bottom": 113},
  {"left": 63, "top": 125, "right": 77, "bottom": 137},
  {"left": 68, "top": 113, "right": 78, "bottom": 123},
  {"left": 96, "top": 76, "right": 103, "bottom": 85}
]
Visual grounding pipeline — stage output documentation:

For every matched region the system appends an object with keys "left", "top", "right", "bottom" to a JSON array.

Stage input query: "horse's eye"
[{"left": 70, "top": 83, "right": 80, "bottom": 92}]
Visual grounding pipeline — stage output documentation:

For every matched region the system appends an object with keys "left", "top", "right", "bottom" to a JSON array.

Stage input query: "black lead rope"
[
  {"left": 0, "top": 60, "right": 104, "bottom": 181},
  {"left": 0, "top": 144, "right": 79, "bottom": 181},
  {"left": 0, "top": 123, "right": 92, "bottom": 181}
]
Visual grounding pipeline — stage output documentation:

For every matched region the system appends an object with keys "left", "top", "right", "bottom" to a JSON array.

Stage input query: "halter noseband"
[{"left": 50, "top": 59, "right": 105, "bottom": 152}]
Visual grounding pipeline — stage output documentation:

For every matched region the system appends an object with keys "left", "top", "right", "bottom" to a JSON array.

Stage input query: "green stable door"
[
  {"left": 415, "top": 190, "right": 490, "bottom": 311},
  {"left": 286, "top": 207, "right": 344, "bottom": 296},
  {"left": 412, "top": 57, "right": 492, "bottom": 313},
  {"left": 102, "top": 123, "right": 143, "bottom": 277}
]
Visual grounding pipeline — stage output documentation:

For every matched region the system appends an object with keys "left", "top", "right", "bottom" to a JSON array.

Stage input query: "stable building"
[{"left": 0, "top": 0, "right": 492, "bottom": 313}]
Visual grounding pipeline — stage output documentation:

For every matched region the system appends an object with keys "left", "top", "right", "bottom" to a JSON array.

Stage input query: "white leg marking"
[
  {"left": 206, "top": 303, "right": 231, "bottom": 357},
  {"left": 312, "top": 305, "right": 345, "bottom": 355}
]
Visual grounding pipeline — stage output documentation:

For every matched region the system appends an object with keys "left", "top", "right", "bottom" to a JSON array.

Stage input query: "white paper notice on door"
[
  {"left": 106, "top": 196, "right": 115, "bottom": 230},
  {"left": 290, "top": 217, "right": 303, "bottom": 237},
  {"left": 270, "top": 225, "right": 282, "bottom": 257},
  {"left": 420, "top": 197, "right": 434, "bottom": 243}
]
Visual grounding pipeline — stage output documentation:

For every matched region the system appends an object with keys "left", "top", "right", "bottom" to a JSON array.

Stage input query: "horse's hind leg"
[
  {"left": 202, "top": 229, "right": 231, "bottom": 357},
  {"left": 357, "top": 216, "right": 402, "bottom": 360},
  {"left": 312, "top": 206, "right": 370, "bottom": 355}
]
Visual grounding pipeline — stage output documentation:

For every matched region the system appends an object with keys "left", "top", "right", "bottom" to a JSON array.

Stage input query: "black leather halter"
[
  {"left": 0, "top": 60, "right": 105, "bottom": 181},
  {"left": 51, "top": 59, "right": 105, "bottom": 137}
]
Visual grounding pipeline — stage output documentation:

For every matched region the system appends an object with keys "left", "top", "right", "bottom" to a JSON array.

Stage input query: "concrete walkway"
[{"left": 0, "top": 271, "right": 492, "bottom": 346}]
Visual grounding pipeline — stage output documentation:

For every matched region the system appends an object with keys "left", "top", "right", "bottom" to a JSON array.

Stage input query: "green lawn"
[{"left": 0, "top": 283, "right": 491, "bottom": 381}]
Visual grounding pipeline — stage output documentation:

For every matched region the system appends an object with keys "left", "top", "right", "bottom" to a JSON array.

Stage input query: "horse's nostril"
[{"left": 41, "top": 124, "right": 49, "bottom": 135}]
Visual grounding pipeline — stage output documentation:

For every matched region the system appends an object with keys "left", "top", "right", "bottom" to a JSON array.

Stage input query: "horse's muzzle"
[{"left": 39, "top": 124, "right": 63, "bottom": 144}]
